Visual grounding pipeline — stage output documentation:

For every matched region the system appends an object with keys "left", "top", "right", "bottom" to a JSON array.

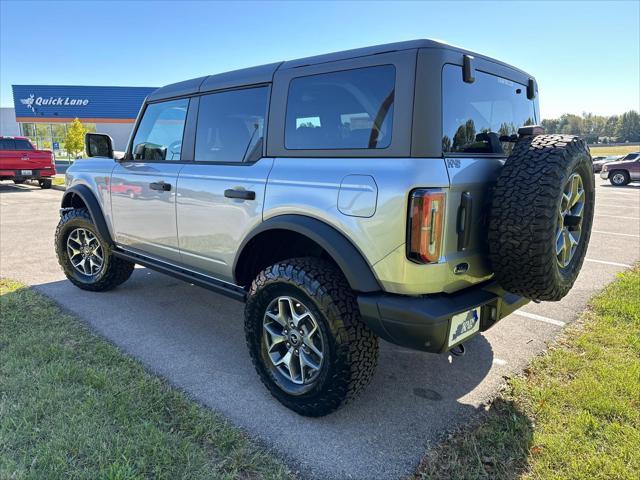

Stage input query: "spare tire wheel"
[{"left": 488, "top": 134, "right": 594, "bottom": 301}]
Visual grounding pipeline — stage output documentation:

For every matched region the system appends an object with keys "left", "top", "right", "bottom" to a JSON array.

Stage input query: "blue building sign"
[{"left": 12, "top": 85, "right": 157, "bottom": 122}]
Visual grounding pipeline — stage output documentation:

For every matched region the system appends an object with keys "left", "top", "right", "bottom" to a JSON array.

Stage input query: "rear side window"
[
  {"left": 285, "top": 65, "right": 395, "bottom": 150},
  {"left": 195, "top": 87, "right": 268, "bottom": 162},
  {"left": 442, "top": 64, "right": 536, "bottom": 155},
  {"left": 14, "top": 139, "right": 33, "bottom": 150},
  {"left": 132, "top": 99, "right": 189, "bottom": 161},
  {"left": 0, "top": 139, "right": 15, "bottom": 150}
]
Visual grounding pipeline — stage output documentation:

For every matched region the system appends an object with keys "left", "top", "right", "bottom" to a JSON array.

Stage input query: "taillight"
[{"left": 407, "top": 189, "right": 446, "bottom": 264}]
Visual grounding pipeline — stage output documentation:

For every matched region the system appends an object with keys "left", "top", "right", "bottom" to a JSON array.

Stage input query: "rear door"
[
  {"left": 111, "top": 98, "right": 189, "bottom": 262},
  {"left": 176, "top": 86, "right": 272, "bottom": 283}
]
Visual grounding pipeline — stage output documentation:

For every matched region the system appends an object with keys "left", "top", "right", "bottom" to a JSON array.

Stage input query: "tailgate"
[
  {"left": 443, "top": 157, "right": 503, "bottom": 283},
  {"left": 0, "top": 151, "right": 53, "bottom": 171}
]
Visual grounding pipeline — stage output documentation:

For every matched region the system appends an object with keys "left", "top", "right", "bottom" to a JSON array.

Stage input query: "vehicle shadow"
[
  {"left": 31, "top": 268, "right": 531, "bottom": 479},
  {"left": 598, "top": 183, "right": 640, "bottom": 190},
  {"left": 0, "top": 182, "right": 43, "bottom": 193}
]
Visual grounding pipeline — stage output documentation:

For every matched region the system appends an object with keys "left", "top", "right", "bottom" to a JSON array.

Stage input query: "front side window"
[
  {"left": 442, "top": 65, "right": 536, "bottom": 155},
  {"left": 132, "top": 99, "right": 189, "bottom": 161},
  {"left": 195, "top": 87, "right": 268, "bottom": 162},
  {"left": 285, "top": 65, "right": 395, "bottom": 150}
]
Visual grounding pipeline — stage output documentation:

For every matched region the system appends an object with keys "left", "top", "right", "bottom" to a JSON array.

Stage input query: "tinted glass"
[
  {"left": 285, "top": 65, "right": 395, "bottom": 150},
  {"left": 442, "top": 65, "right": 536, "bottom": 155},
  {"left": 0, "top": 139, "right": 15, "bottom": 150},
  {"left": 14, "top": 139, "right": 33, "bottom": 150},
  {"left": 195, "top": 87, "right": 268, "bottom": 162},
  {"left": 132, "top": 99, "right": 189, "bottom": 161}
]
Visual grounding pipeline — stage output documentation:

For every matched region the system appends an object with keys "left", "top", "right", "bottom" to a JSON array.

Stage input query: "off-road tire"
[
  {"left": 39, "top": 179, "right": 52, "bottom": 189},
  {"left": 55, "top": 208, "right": 134, "bottom": 291},
  {"left": 609, "top": 170, "right": 630, "bottom": 186},
  {"left": 245, "top": 257, "right": 378, "bottom": 416},
  {"left": 488, "top": 134, "right": 594, "bottom": 301}
]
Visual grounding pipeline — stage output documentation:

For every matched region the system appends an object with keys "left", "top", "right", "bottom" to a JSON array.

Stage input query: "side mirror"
[{"left": 85, "top": 133, "right": 114, "bottom": 159}]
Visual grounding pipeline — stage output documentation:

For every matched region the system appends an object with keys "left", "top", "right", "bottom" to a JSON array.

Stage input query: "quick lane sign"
[{"left": 12, "top": 84, "right": 157, "bottom": 121}]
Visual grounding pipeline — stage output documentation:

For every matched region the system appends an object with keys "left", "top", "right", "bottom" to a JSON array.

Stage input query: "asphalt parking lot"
[{"left": 1, "top": 176, "right": 638, "bottom": 480}]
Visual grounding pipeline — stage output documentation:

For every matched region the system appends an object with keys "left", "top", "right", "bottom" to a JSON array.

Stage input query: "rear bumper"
[
  {"left": 357, "top": 281, "right": 528, "bottom": 353},
  {"left": 0, "top": 169, "right": 56, "bottom": 179}
]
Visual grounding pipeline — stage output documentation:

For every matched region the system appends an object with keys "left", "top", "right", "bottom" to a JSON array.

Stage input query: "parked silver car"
[{"left": 55, "top": 40, "right": 594, "bottom": 416}]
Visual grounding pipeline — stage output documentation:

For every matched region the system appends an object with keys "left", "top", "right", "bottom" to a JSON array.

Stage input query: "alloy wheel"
[
  {"left": 556, "top": 173, "right": 585, "bottom": 268},
  {"left": 262, "top": 296, "right": 324, "bottom": 385},
  {"left": 66, "top": 227, "right": 104, "bottom": 276}
]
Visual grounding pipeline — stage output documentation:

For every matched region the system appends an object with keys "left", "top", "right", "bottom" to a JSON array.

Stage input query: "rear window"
[
  {"left": 14, "top": 139, "right": 33, "bottom": 150},
  {"left": 285, "top": 65, "right": 395, "bottom": 150},
  {"left": 442, "top": 64, "right": 536, "bottom": 155}
]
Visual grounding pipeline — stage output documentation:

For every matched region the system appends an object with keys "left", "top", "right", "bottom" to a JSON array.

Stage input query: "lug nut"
[
  {"left": 294, "top": 349, "right": 299, "bottom": 355},
  {"left": 286, "top": 342, "right": 290, "bottom": 348},
  {"left": 299, "top": 330, "right": 304, "bottom": 335}
]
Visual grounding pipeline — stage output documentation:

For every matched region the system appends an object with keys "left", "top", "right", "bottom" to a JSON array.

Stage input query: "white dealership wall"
[{"left": 0, "top": 108, "right": 21, "bottom": 136}]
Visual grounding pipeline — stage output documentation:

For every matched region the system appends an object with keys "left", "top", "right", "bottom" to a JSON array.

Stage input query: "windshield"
[{"left": 442, "top": 64, "right": 537, "bottom": 155}]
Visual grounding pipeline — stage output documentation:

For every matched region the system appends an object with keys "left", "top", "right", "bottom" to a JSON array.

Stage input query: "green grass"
[
  {"left": 0, "top": 279, "right": 293, "bottom": 480},
  {"left": 417, "top": 267, "right": 640, "bottom": 480},
  {"left": 589, "top": 144, "right": 639, "bottom": 157}
]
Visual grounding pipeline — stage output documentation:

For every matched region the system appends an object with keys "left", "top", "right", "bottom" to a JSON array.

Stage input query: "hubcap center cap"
[{"left": 288, "top": 332, "right": 300, "bottom": 346}]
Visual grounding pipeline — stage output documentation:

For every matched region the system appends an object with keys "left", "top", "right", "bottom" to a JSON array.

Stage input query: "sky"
[{"left": 1, "top": 0, "right": 638, "bottom": 119}]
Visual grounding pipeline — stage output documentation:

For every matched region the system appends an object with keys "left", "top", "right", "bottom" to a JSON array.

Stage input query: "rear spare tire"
[{"left": 488, "top": 134, "right": 594, "bottom": 301}]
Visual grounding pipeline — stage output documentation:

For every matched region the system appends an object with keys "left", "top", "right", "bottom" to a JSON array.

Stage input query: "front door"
[
  {"left": 176, "top": 87, "right": 271, "bottom": 283},
  {"left": 111, "top": 98, "right": 189, "bottom": 263}
]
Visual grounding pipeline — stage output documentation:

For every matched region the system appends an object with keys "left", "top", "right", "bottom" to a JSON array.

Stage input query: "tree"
[
  {"left": 615, "top": 110, "right": 640, "bottom": 142},
  {"left": 65, "top": 118, "right": 87, "bottom": 158}
]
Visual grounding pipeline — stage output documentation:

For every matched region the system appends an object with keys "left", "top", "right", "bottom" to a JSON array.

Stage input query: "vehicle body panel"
[
  {"left": 110, "top": 161, "right": 183, "bottom": 262},
  {"left": 177, "top": 158, "right": 274, "bottom": 282},
  {"left": 63, "top": 157, "right": 116, "bottom": 237}
]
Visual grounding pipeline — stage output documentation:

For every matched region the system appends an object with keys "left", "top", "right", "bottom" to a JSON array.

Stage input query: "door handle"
[
  {"left": 224, "top": 188, "right": 256, "bottom": 200},
  {"left": 149, "top": 181, "right": 171, "bottom": 191}
]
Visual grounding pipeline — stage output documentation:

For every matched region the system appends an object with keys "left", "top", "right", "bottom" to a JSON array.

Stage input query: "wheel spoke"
[
  {"left": 303, "top": 336, "right": 323, "bottom": 360},
  {"left": 556, "top": 228, "right": 565, "bottom": 256},
  {"left": 264, "top": 323, "right": 286, "bottom": 352},
  {"left": 300, "top": 349, "right": 320, "bottom": 371},
  {"left": 265, "top": 310, "right": 286, "bottom": 327}
]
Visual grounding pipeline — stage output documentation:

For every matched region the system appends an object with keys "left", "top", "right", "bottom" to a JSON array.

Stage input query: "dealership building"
[{"left": 2, "top": 85, "right": 157, "bottom": 156}]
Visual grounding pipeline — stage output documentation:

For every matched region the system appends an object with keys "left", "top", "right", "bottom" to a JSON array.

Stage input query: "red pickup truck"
[{"left": 0, "top": 136, "right": 56, "bottom": 188}]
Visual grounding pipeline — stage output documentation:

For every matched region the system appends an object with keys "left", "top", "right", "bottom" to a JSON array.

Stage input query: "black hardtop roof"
[{"left": 147, "top": 39, "right": 533, "bottom": 102}]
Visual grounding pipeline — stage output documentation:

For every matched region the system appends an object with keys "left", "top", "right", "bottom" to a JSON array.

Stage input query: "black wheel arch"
[
  {"left": 233, "top": 215, "right": 381, "bottom": 293},
  {"left": 61, "top": 184, "right": 114, "bottom": 246}
]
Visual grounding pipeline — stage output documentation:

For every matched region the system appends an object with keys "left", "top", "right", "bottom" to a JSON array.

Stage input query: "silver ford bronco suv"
[{"left": 55, "top": 40, "right": 594, "bottom": 416}]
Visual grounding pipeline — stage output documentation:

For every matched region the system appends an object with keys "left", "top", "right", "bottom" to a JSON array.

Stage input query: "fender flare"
[
  {"left": 233, "top": 215, "right": 381, "bottom": 293},
  {"left": 61, "top": 184, "right": 114, "bottom": 246}
]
